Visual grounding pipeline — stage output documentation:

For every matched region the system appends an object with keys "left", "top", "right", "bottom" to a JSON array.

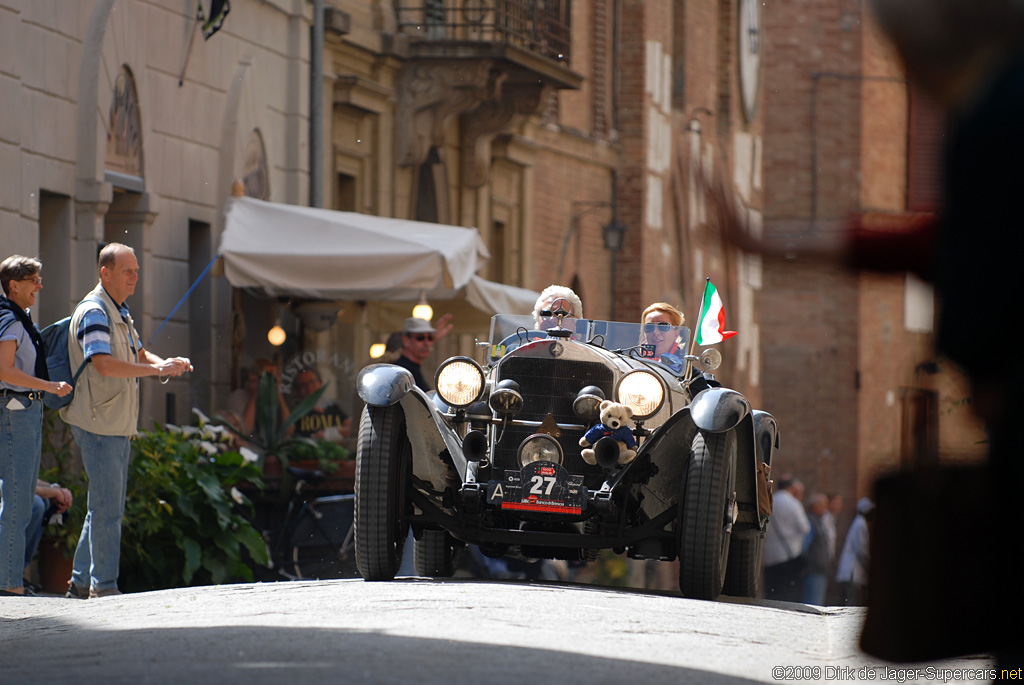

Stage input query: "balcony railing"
[{"left": 395, "top": 0, "right": 571, "bottom": 64}]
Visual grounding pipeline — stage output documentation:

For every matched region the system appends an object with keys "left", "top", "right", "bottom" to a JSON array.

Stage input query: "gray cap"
[{"left": 403, "top": 317, "right": 437, "bottom": 334}]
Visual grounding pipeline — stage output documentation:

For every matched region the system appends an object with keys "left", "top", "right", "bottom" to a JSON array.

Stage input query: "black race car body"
[{"left": 355, "top": 313, "right": 779, "bottom": 599}]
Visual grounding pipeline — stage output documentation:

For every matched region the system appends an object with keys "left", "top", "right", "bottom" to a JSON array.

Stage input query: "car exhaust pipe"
[{"left": 593, "top": 436, "right": 622, "bottom": 470}]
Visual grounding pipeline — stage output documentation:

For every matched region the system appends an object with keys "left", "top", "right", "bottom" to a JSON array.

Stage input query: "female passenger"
[{"left": 640, "top": 302, "right": 686, "bottom": 370}]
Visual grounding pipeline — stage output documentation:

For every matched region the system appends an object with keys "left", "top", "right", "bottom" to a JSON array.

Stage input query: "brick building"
[{"left": 758, "top": 1, "right": 986, "bottom": 527}]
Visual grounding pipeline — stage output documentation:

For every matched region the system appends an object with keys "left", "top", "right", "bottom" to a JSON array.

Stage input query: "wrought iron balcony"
[{"left": 395, "top": 0, "right": 572, "bottom": 67}]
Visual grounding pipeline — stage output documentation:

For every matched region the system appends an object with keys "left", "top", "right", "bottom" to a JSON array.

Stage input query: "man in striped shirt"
[{"left": 61, "top": 243, "right": 192, "bottom": 599}]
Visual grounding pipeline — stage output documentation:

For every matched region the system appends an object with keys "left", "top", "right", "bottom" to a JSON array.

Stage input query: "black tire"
[
  {"left": 722, "top": 531, "right": 764, "bottom": 597},
  {"left": 678, "top": 430, "right": 738, "bottom": 600},
  {"left": 355, "top": 404, "right": 410, "bottom": 580},
  {"left": 414, "top": 529, "right": 463, "bottom": 577}
]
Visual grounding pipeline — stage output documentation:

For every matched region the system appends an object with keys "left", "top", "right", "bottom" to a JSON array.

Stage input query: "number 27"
[{"left": 529, "top": 476, "right": 556, "bottom": 496}]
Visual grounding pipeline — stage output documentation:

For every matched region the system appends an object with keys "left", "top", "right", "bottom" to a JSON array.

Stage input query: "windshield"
[{"left": 487, "top": 314, "right": 692, "bottom": 375}]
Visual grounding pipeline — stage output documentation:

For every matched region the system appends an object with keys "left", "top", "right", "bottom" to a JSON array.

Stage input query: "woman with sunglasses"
[
  {"left": 640, "top": 302, "right": 685, "bottom": 364},
  {"left": 0, "top": 256, "right": 71, "bottom": 595}
]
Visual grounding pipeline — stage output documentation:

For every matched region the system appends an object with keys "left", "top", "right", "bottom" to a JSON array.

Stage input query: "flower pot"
[{"left": 38, "top": 537, "right": 74, "bottom": 594}]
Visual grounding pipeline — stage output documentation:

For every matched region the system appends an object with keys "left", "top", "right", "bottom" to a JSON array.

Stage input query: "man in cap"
[{"left": 395, "top": 317, "right": 438, "bottom": 391}]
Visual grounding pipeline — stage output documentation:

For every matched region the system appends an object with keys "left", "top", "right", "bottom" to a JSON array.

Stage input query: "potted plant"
[
  {"left": 36, "top": 409, "right": 88, "bottom": 593},
  {"left": 287, "top": 438, "right": 354, "bottom": 492},
  {"left": 117, "top": 419, "right": 269, "bottom": 592},
  {"left": 215, "top": 371, "right": 327, "bottom": 493}
]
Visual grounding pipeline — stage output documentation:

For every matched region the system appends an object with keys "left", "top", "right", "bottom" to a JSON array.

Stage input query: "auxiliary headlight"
[
  {"left": 489, "top": 379, "right": 524, "bottom": 416},
  {"left": 435, "top": 357, "right": 485, "bottom": 408},
  {"left": 615, "top": 370, "right": 665, "bottom": 420},
  {"left": 517, "top": 433, "right": 563, "bottom": 467},
  {"left": 573, "top": 385, "right": 606, "bottom": 422}
]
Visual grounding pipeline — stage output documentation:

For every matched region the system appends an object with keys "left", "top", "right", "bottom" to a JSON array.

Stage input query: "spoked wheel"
[
  {"left": 678, "top": 430, "right": 738, "bottom": 600},
  {"left": 722, "top": 530, "right": 764, "bottom": 597},
  {"left": 355, "top": 404, "right": 411, "bottom": 580},
  {"left": 414, "top": 529, "right": 464, "bottom": 577}
]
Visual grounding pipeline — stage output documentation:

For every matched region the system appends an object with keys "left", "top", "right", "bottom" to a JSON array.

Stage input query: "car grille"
[{"left": 491, "top": 356, "right": 615, "bottom": 487}]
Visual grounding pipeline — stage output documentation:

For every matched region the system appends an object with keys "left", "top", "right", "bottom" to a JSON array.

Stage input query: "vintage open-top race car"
[{"left": 354, "top": 302, "right": 779, "bottom": 600}]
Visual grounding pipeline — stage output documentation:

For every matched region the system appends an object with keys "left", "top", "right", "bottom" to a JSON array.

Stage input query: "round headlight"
[
  {"left": 517, "top": 433, "right": 563, "bottom": 467},
  {"left": 435, "top": 357, "right": 485, "bottom": 408},
  {"left": 616, "top": 370, "right": 665, "bottom": 420}
]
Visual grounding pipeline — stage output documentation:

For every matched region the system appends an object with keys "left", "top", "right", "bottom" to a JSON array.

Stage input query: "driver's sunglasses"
[
  {"left": 643, "top": 322, "right": 677, "bottom": 333},
  {"left": 539, "top": 310, "right": 576, "bottom": 319},
  {"left": 410, "top": 333, "right": 435, "bottom": 342}
]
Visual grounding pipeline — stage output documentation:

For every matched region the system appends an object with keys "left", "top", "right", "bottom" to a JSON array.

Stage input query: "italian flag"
[{"left": 696, "top": 280, "right": 738, "bottom": 345}]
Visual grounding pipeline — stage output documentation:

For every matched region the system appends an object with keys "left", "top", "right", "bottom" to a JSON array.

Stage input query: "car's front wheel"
[
  {"left": 678, "top": 430, "right": 737, "bottom": 600},
  {"left": 355, "top": 404, "right": 410, "bottom": 580}
]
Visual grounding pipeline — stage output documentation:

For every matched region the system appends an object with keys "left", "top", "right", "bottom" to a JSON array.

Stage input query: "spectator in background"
[
  {"left": 393, "top": 314, "right": 452, "bottom": 392},
  {"left": 62, "top": 243, "right": 191, "bottom": 599},
  {"left": 292, "top": 367, "right": 350, "bottom": 442},
  {"left": 0, "top": 255, "right": 71, "bottom": 596},
  {"left": 762, "top": 477, "right": 810, "bottom": 602},
  {"left": 801, "top": 493, "right": 833, "bottom": 605},
  {"left": 835, "top": 497, "right": 873, "bottom": 606}
]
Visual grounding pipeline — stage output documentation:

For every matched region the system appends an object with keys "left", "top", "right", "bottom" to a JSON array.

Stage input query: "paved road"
[{"left": 0, "top": 579, "right": 993, "bottom": 684}]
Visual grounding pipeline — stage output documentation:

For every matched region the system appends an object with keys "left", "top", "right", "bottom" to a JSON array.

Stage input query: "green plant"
[
  {"left": 287, "top": 438, "right": 351, "bottom": 472},
  {"left": 38, "top": 408, "right": 87, "bottom": 557},
  {"left": 215, "top": 371, "right": 327, "bottom": 471},
  {"left": 117, "top": 421, "right": 269, "bottom": 592}
]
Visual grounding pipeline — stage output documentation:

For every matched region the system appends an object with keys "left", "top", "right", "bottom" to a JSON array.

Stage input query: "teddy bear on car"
[{"left": 580, "top": 400, "right": 638, "bottom": 465}]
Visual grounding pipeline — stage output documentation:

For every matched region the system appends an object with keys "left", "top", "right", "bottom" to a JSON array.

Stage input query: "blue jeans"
[
  {"left": 0, "top": 397, "right": 43, "bottom": 590},
  {"left": 70, "top": 426, "right": 131, "bottom": 592},
  {"left": 25, "top": 494, "right": 45, "bottom": 568}
]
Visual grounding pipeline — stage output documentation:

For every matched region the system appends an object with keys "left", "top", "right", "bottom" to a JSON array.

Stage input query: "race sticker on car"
[{"left": 498, "top": 461, "right": 585, "bottom": 515}]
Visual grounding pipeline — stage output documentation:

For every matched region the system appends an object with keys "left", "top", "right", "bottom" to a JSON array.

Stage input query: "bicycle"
[{"left": 261, "top": 466, "right": 358, "bottom": 581}]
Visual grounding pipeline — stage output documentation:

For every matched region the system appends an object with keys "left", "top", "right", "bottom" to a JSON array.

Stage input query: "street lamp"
[{"left": 602, "top": 218, "right": 627, "bottom": 251}]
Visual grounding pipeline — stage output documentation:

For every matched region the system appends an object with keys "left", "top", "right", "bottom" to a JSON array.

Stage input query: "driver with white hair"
[{"left": 532, "top": 285, "right": 583, "bottom": 332}]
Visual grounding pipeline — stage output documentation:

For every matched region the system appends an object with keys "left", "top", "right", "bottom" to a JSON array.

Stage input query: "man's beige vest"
[{"left": 59, "top": 283, "right": 141, "bottom": 436}]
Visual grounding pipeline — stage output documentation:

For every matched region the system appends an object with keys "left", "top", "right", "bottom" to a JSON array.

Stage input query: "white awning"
[
  {"left": 219, "top": 196, "right": 538, "bottom": 316},
  {"left": 221, "top": 196, "right": 488, "bottom": 301}
]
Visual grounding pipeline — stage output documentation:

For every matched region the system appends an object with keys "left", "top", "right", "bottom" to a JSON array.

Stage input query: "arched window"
[
  {"left": 242, "top": 129, "right": 270, "bottom": 200},
  {"left": 104, "top": 66, "right": 144, "bottom": 191}
]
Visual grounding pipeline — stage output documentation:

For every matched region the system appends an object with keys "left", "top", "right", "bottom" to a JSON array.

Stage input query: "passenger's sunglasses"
[
  {"left": 643, "top": 322, "right": 677, "bottom": 334},
  {"left": 409, "top": 333, "right": 435, "bottom": 342}
]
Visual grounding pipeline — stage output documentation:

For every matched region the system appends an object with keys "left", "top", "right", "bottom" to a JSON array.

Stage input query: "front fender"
[
  {"left": 357, "top": 363, "right": 414, "bottom": 407},
  {"left": 689, "top": 387, "right": 751, "bottom": 433},
  {"left": 752, "top": 410, "right": 780, "bottom": 466}
]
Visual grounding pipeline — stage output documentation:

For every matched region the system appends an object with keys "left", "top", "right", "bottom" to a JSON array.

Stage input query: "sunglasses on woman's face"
[{"left": 643, "top": 322, "right": 677, "bottom": 334}]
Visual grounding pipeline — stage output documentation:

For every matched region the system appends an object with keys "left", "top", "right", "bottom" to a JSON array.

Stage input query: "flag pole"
[
  {"left": 178, "top": 16, "right": 198, "bottom": 87},
  {"left": 684, "top": 277, "right": 711, "bottom": 380}
]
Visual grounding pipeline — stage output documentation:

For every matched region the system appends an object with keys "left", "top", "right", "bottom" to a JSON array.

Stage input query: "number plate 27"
[{"left": 495, "top": 461, "right": 584, "bottom": 515}]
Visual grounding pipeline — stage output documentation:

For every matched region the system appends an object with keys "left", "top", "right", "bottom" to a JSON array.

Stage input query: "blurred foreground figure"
[
  {"left": 857, "top": 0, "right": 1024, "bottom": 665},
  {"left": 712, "top": 0, "right": 1024, "bottom": 666}
]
